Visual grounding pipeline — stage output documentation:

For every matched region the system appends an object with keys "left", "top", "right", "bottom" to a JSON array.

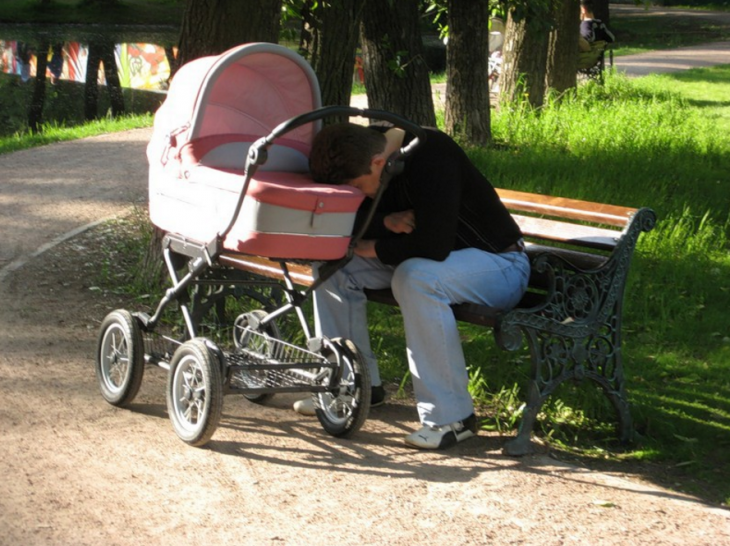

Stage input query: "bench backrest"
[
  {"left": 495, "top": 188, "right": 640, "bottom": 306},
  {"left": 221, "top": 188, "right": 639, "bottom": 293}
]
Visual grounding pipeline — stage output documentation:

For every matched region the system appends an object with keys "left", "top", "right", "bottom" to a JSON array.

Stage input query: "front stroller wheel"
[
  {"left": 315, "top": 338, "right": 371, "bottom": 438},
  {"left": 95, "top": 310, "right": 145, "bottom": 407},
  {"left": 166, "top": 339, "right": 223, "bottom": 447}
]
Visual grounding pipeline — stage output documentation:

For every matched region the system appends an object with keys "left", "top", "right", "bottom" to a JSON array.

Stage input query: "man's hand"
[
  {"left": 354, "top": 239, "right": 377, "bottom": 258},
  {"left": 384, "top": 209, "right": 416, "bottom": 234}
]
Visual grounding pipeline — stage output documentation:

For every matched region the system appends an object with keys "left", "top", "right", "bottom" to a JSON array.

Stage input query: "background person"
[{"left": 580, "top": 0, "right": 616, "bottom": 51}]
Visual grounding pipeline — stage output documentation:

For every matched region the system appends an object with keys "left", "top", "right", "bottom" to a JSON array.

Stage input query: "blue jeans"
[{"left": 314, "top": 247, "right": 530, "bottom": 427}]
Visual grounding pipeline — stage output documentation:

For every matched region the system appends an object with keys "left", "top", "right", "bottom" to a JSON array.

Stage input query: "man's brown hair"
[{"left": 309, "top": 123, "right": 386, "bottom": 185}]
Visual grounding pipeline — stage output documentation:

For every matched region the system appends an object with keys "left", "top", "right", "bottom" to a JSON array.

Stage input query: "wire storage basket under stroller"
[{"left": 93, "top": 43, "right": 424, "bottom": 447}]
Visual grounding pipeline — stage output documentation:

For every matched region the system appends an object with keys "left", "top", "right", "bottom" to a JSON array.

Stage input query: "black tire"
[
  {"left": 95, "top": 310, "right": 145, "bottom": 407},
  {"left": 315, "top": 338, "right": 371, "bottom": 438},
  {"left": 166, "top": 338, "right": 223, "bottom": 447},
  {"left": 233, "top": 309, "right": 280, "bottom": 404}
]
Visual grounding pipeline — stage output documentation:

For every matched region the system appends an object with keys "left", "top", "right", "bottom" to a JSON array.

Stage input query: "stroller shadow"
[{"left": 206, "top": 398, "right": 512, "bottom": 485}]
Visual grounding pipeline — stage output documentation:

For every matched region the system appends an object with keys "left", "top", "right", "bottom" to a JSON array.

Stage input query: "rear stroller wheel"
[
  {"left": 95, "top": 310, "right": 145, "bottom": 407},
  {"left": 314, "top": 338, "right": 370, "bottom": 438},
  {"left": 166, "top": 338, "right": 223, "bottom": 447}
]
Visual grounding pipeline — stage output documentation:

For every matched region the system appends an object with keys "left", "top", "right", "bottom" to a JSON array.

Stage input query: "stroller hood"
[{"left": 148, "top": 42, "right": 322, "bottom": 168}]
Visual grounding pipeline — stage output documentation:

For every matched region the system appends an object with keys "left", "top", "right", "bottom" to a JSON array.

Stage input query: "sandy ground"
[
  {"left": 1, "top": 216, "right": 729, "bottom": 545},
  {"left": 2, "top": 27, "right": 730, "bottom": 544}
]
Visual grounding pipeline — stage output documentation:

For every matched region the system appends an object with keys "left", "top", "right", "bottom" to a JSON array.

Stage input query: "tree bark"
[
  {"left": 500, "top": 10, "right": 550, "bottom": 107},
  {"left": 84, "top": 42, "right": 103, "bottom": 120},
  {"left": 176, "top": 0, "right": 282, "bottom": 69},
  {"left": 84, "top": 41, "right": 125, "bottom": 120},
  {"left": 360, "top": 0, "right": 436, "bottom": 127},
  {"left": 546, "top": 0, "right": 580, "bottom": 94},
  {"left": 100, "top": 43, "right": 125, "bottom": 116},
  {"left": 445, "top": 0, "right": 491, "bottom": 145},
  {"left": 308, "top": 0, "right": 365, "bottom": 118},
  {"left": 29, "top": 39, "right": 49, "bottom": 133}
]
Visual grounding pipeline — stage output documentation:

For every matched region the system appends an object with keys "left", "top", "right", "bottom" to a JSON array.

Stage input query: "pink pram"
[{"left": 94, "top": 43, "right": 424, "bottom": 447}]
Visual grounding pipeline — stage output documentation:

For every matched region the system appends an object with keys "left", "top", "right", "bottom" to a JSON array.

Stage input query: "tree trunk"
[
  {"left": 360, "top": 0, "right": 436, "bottom": 127},
  {"left": 444, "top": 0, "right": 491, "bottom": 145},
  {"left": 176, "top": 0, "right": 282, "bottom": 69},
  {"left": 84, "top": 42, "right": 102, "bottom": 120},
  {"left": 29, "top": 39, "right": 50, "bottom": 133},
  {"left": 500, "top": 11, "right": 550, "bottom": 107},
  {"left": 100, "top": 42, "right": 125, "bottom": 116},
  {"left": 546, "top": 0, "right": 580, "bottom": 94},
  {"left": 308, "top": 0, "right": 365, "bottom": 118}
]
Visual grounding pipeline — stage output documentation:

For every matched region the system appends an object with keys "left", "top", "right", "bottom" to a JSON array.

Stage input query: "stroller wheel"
[
  {"left": 95, "top": 310, "right": 145, "bottom": 407},
  {"left": 314, "top": 338, "right": 371, "bottom": 438},
  {"left": 166, "top": 338, "right": 223, "bottom": 447},
  {"left": 233, "top": 309, "right": 281, "bottom": 404}
]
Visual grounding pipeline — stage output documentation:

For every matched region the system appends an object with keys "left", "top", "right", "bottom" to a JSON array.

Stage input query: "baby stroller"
[{"left": 94, "top": 43, "right": 424, "bottom": 447}]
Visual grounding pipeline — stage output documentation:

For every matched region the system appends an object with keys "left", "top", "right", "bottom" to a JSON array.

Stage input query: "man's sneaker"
[
  {"left": 292, "top": 385, "right": 387, "bottom": 416},
  {"left": 404, "top": 414, "right": 478, "bottom": 450},
  {"left": 292, "top": 396, "right": 317, "bottom": 416},
  {"left": 371, "top": 385, "right": 386, "bottom": 408}
]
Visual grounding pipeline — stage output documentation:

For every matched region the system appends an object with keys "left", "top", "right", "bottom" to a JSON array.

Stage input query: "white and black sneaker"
[{"left": 404, "top": 414, "right": 478, "bottom": 450}]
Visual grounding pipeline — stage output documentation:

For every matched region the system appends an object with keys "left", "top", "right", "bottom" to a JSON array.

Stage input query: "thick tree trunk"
[
  {"left": 308, "top": 0, "right": 365, "bottom": 117},
  {"left": 84, "top": 41, "right": 125, "bottom": 120},
  {"left": 500, "top": 11, "right": 549, "bottom": 107},
  {"left": 100, "top": 43, "right": 125, "bottom": 116},
  {"left": 176, "top": 0, "right": 282, "bottom": 69},
  {"left": 360, "top": 0, "right": 436, "bottom": 127},
  {"left": 546, "top": 0, "right": 580, "bottom": 93},
  {"left": 29, "top": 39, "right": 49, "bottom": 132},
  {"left": 445, "top": 0, "right": 491, "bottom": 145},
  {"left": 84, "top": 42, "right": 103, "bottom": 120}
]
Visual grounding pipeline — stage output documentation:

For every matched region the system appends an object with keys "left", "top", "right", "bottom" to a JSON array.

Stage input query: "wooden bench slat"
[
  {"left": 219, "top": 254, "right": 315, "bottom": 285},
  {"left": 513, "top": 214, "right": 621, "bottom": 251},
  {"left": 497, "top": 188, "right": 636, "bottom": 227}
]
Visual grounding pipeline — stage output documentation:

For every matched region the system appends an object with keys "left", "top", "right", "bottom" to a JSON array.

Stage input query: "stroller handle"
[
  {"left": 246, "top": 106, "right": 426, "bottom": 168},
  {"left": 221, "top": 106, "right": 426, "bottom": 271}
]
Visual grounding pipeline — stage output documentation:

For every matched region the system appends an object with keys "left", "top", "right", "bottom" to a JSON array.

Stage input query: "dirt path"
[{"left": 2, "top": 51, "right": 730, "bottom": 545}]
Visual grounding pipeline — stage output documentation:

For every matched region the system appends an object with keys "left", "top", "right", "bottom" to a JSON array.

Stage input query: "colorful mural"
[{"left": 0, "top": 40, "right": 171, "bottom": 89}]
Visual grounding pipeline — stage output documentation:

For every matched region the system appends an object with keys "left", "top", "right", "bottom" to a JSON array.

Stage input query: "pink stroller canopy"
[{"left": 150, "top": 43, "right": 322, "bottom": 159}]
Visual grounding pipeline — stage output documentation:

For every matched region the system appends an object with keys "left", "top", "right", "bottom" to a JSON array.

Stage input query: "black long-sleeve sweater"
[{"left": 359, "top": 127, "right": 523, "bottom": 266}]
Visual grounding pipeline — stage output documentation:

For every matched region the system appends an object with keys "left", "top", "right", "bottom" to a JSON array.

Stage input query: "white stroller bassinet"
[{"left": 147, "top": 42, "right": 365, "bottom": 260}]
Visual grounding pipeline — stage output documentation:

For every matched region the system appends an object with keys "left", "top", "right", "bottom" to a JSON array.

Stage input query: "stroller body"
[{"left": 94, "top": 43, "right": 424, "bottom": 447}]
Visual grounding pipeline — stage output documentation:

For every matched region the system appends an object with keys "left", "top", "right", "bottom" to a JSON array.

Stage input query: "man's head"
[
  {"left": 309, "top": 123, "right": 387, "bottom": 197},
  {"left": 580, "top": 0, "right": 594, "bottom": 18}
]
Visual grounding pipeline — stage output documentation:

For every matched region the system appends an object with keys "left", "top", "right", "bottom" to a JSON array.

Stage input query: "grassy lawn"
[
  {"left": 2, "top": 0, "right": 729, "bottom": 508},
  {"left": 463, "top": 70, "right": 730, "bottom": 505},
  {"left": 611, "top": 7, "right": 730, "bottom": 56}
]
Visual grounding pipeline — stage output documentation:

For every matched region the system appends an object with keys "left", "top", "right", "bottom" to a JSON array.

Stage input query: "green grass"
[
  {"left": 0, "top": 112, "right": 152, "bottom": 154},
  {"left": 610, "top": 6, "right": 730, "bottom": 56},
  {"left": 362, "top": 67, "right": 730, "bottom": 505},
  {"left": 480, "top": 70, "right": 730, "bottom": 504}
]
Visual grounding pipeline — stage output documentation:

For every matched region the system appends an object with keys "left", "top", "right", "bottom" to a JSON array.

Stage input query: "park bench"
[
  {"left": 199, "top": 189, "right": 656, "bottom": 455},
  {"left": 578, "top": 40, "right": 613, "bottom": 82}
]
